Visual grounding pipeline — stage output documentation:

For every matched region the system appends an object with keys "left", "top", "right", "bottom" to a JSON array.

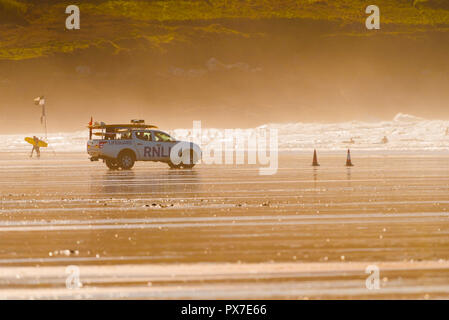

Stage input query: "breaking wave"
[{"left": 1, "top": 114, "right": 449, "bottom": 153}]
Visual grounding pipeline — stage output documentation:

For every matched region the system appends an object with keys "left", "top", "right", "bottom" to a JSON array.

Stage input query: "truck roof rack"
[{"left": 88, "top": 124, "right": 158, "bottom": 130}]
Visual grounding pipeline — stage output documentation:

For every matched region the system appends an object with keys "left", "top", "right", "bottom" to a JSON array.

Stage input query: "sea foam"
[{"left": 2, "top": 114, "right": 448, "bottom": 153}]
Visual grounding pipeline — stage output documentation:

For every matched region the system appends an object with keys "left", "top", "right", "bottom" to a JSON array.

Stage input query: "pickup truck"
[{"left": 87, "top": 120, "right": 201, "bottom": 170}]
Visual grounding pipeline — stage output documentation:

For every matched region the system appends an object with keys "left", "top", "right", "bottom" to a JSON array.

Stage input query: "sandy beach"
[{"left": 1, "top": 153, "right": 449, "bottom": 299}]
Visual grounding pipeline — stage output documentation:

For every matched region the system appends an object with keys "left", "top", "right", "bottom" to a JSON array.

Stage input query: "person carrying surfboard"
[
  {"left": 24, "top": 136, "right": 48, "bottom": 157},
  {"left": 30, "top": 136, "right": 41, "bottom": 159}
]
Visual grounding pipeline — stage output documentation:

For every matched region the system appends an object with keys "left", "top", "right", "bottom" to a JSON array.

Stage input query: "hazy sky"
[{"left": 1, "top": 1, "right": 448, "bottom": 133}]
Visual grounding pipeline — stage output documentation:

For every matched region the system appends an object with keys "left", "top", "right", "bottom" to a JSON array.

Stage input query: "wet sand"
[{"left": 1, "top": 153, "right": 449, "bottom": 299}]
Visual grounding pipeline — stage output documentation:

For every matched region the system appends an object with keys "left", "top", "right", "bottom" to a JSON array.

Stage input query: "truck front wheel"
[
  {"left": 181, "top": 149, "right": 196, "bottom": 169},
  {"left": 168, "top": 161, "right": 181, "bottom": 169},
  {"left": 118, "top": 151, "right": 135, "bottom": 170}
]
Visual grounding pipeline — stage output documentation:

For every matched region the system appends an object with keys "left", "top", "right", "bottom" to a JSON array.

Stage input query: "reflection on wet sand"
[
  {"left": 346, "top": 167, "right": 352, "bottom": 187},
  {"left": 90, "top": 168, "right": 201, "bottom": 195},
  {"left": 1, "top": 154, "right": 449, "bottom": 299}
]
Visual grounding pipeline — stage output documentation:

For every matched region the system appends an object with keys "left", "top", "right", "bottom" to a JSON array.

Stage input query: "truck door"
[
  {"left": 152, "top": 130, "right": 178, "bottom": 161},
  {"left": 133, "top": 131, "right": 157, "bottom": 161}
]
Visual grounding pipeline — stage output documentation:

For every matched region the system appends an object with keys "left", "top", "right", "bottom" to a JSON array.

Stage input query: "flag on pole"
[
  {"left": 88, "top": 117, "right": 93, "bottom": 140},
  {"left": 34, "top": 96, "right": 46, "bottom": 124}
]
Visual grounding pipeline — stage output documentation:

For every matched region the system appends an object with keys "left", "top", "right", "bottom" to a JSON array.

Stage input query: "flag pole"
[
  {"left": 44, "top": 108, "right": 47, "bottom": 141},
  {"left": 43, "top": 101, "right": 47, "bottom": 141}
]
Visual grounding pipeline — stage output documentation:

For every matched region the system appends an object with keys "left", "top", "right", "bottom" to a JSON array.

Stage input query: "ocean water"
[{"left": 2, "top": 113, "right": 449, "bottom": 153}]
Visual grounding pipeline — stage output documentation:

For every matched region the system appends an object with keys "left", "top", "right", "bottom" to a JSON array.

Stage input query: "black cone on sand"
[
  {"left": 346, "top": 149, "right": 354, "bottom": 167},
  {"left": 312, "top": 149, "right": 320, "bottom": 166}
]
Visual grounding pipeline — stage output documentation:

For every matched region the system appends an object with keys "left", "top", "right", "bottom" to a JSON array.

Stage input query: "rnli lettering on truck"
[{"left": 144, "top": 146, "right": 172, "bottom": 158}]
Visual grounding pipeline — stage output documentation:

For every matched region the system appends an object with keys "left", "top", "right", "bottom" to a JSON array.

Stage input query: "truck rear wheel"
[
  {"left": 118, "top": 151, "right": 135, "bottom": 170},
  {"left": 105, "top": 159, "right": 120, "bottom": 170}
]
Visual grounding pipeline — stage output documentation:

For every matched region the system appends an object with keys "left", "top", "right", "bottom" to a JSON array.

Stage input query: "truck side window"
[
  {"left": 136, "top": 132, "right": 152, "bottom": 141},
  {"left": 136, "top": 132, "right": 145, "bottom": 141},
  {"left": 119, "top": 132, "right": 131, "bottom": 140},
  {"left": 144, "top": 133, "right": 152, "bottom": 141}
]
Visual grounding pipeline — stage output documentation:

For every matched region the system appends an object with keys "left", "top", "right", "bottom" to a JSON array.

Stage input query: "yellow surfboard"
[{"left": 25, "top": 137, "right": 48, "bottom": 148}]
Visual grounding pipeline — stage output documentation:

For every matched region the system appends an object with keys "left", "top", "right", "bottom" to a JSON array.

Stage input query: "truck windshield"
[{"left": 154, "top": 131, "right": 175, "bottom": 142}]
